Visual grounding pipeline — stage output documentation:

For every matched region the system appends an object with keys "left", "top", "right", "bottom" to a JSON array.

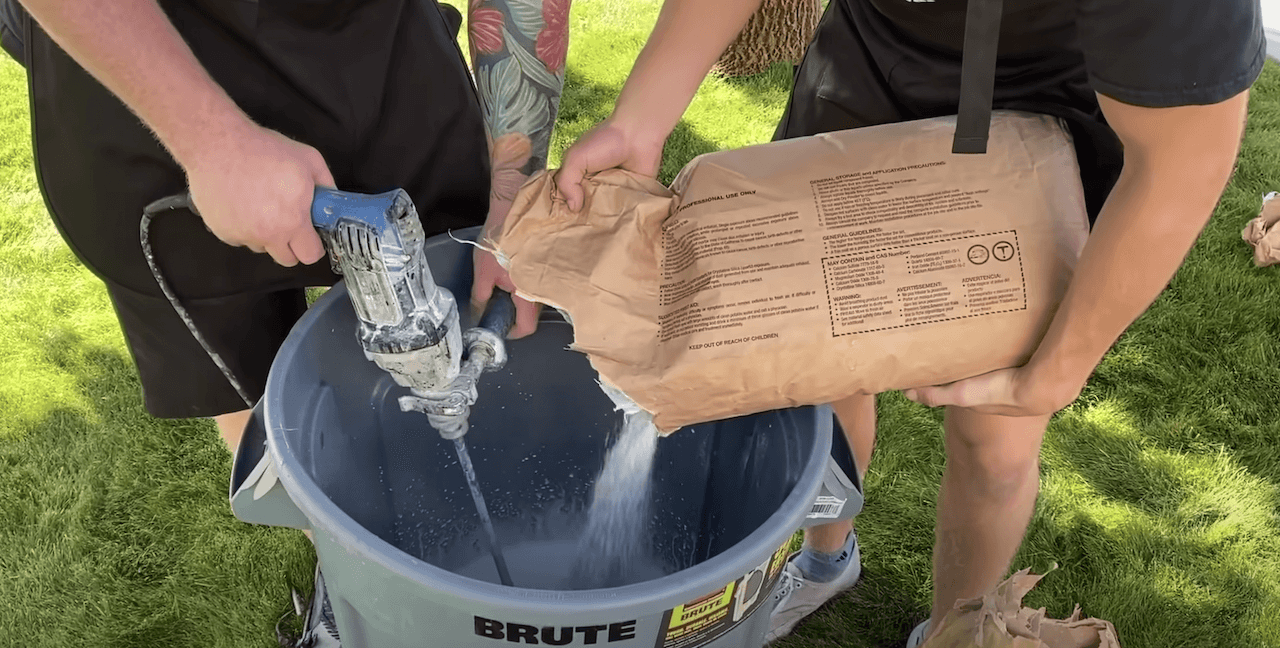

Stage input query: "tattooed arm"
[{"left": 468, "top": 0, "right": 571, "bottom": 338}]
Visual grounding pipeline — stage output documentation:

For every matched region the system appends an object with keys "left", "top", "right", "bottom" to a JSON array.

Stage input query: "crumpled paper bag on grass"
[
  {"left": 1241, "top": 191, "right": 1280, "bottom": 267},
  {"left": 922, "top": 568, "right": 1120, "bottom": 648},
  {"left": 495, "top": 111, "right": 1090, "bottom": 434}
]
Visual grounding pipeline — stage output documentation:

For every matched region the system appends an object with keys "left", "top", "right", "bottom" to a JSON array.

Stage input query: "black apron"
[
  {"left": 26, "top": 0, "right": 491, "bottom": 300},
  {"left": 776, "top": 0, "right": 1124, "bottom": 223}
]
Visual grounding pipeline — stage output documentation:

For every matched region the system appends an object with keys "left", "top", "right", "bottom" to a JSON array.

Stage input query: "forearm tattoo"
[{"left": 469, "top": 0, "right": 570, "bottom": 200}]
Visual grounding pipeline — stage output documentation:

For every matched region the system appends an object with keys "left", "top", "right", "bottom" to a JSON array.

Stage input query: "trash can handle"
[
  {"left": 229, "top": 400, "right": 311, "bottom": 531},
  {"left": 800, "top": 457, "right": 865, "bottom": 528}
]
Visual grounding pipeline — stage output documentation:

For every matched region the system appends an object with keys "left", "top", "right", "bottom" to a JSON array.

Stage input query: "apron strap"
[{"left": 952, "top": 0, "right": 1004, "bottom": 154}]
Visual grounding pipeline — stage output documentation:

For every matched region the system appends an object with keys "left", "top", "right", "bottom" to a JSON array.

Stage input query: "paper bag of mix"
[
  {"left": 494, "top": 111, "right": 1090, "bottom": 433},
  {"left": 921, "top": 567, "right": 1121, "bottom": 648},
  {"left": 1241, "top": 191, "right": 1280, "bottom": 267}
]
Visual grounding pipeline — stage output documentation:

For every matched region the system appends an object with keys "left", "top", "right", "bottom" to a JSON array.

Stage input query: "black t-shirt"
[{"left": 865, "top": 0, "right": 1265, "bottom": 108}]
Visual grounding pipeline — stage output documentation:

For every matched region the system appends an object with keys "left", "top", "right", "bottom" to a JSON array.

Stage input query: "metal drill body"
[
  {"left": 311, "top": 188, "right": 463, "bottom": 394},
  {"left": 310, "top": 188, "right": 518, "bottom": 586}
]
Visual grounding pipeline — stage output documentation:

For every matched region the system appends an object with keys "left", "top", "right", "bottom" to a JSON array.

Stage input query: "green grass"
[{"left": 2, "top": 1, "right": 1280, "bottom": 646}]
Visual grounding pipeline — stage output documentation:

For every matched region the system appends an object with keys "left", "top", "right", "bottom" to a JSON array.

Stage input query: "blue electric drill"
[
  {"left": 312, "top": 188, "right": 470, "bottom": 395},
  {"left": 142, "top": 187, "right": 518, "bottom": 585},
  {"left": 142, "top": 187, "right": 515, "bottom": 418},
  {"left": 308, "top": 188, "right": 517, "bottom": 586}
]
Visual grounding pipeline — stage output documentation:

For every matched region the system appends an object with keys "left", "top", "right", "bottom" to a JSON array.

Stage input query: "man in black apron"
[
  {"left": 4, "top": 0, "right": 565, "bottom": 643},
  {"left": 554, "top": 0, "right": 1263, "bottom": 645},
  {"left": 1, "top": 0, "right": 562, "bottom": 449}
]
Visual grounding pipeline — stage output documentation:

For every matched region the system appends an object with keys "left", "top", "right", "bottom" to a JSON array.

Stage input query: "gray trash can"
[{"left": 230, "top": 227, "right": 859, "bottom": 648}]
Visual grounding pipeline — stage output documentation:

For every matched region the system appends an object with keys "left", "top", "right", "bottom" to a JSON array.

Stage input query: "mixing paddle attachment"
[
  {"left": 451, "top": 436, "right": 513, "bottom": 586},
  {"left": 400, "top": 290, "right": 519, "bottom": 586}
]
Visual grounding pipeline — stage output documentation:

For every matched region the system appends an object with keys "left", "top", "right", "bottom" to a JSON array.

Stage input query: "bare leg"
[
  {"left": 926, "top": 406, "right": 1051, "bottom": 637},
  {"left": 804, "top": 393, "right": 876, "bottom": 552},
  {"left": 214, "top": 409, "right": 252, "bottom": 454}
]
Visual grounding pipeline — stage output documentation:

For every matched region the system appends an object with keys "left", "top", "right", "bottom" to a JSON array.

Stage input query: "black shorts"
[
  {"left": 775, "top": 0, "right": 1124, "bottom": 223},
  {"left": 24, "top": 0, "right": 490, "bottom": 418},
  {"left": 0, "top": 0, "right": 22, "bottom": 65}
]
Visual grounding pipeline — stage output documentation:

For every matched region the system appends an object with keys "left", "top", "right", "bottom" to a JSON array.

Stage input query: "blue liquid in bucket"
[
  {"left": 389, "top": 411, "right": 673, "bottom": 591},
  {"left": 453, "top": 539, "right": 669, "bottom": 590}
]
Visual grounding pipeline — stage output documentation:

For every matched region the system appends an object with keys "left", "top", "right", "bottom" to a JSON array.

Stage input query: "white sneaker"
[
  {"left": 906, "top": 619, "right": 931, "bottom": 648},
  {"left": 764, "top": 534, "right": 862, "bottom": 644}
]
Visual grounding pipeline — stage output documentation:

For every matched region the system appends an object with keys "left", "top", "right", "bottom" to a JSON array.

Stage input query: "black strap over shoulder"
[{"left": 952, "top": 0, "right": 1004, "bottom": 154}]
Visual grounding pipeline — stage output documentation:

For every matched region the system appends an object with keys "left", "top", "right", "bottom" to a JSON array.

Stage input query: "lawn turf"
[{"left": 2, "top": 1, "right": 1279, "bottom": 646}]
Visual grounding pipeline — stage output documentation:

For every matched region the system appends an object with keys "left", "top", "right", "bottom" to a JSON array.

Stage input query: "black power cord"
[
  {"left": 143, "top": 195, "right": 331, "bottom": 648},
  {"left": 140, "top": 193, "right": 256, "bottom": 409}
]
